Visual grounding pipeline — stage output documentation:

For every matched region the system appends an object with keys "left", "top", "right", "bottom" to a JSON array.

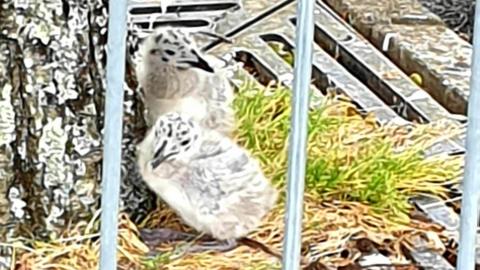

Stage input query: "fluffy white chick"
[{"left": 137, "top": 112, "right": 278, "bottom": 252}]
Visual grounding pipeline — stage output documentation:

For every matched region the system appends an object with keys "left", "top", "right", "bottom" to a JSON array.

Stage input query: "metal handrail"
[
  {"left": 457, "top": 1, "right": 480, "bottom": 269},
  {"left": 282, "top": 0, "right": 314, "bottom": 269},
  {"left": 99, "top": 0, "right": 128, "bottom": 269}
]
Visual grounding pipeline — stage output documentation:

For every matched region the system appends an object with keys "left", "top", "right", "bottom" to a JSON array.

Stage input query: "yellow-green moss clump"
[{"left": 234, "top": 84, "right": 461, "bottom": 223}]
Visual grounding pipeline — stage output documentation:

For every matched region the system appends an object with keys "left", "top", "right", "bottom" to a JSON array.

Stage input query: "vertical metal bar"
[
  {"left": 457, "top": 2, "right": 480, "bottom": 269},
  {"left": 161, "top": 0, "right": 172, "bottom": 14},
  {"left": 99, "top": 0, "right": 128, "bottom": 269},
  {"left": 282, "top": 0, "right": 314, "bottom": 269}
]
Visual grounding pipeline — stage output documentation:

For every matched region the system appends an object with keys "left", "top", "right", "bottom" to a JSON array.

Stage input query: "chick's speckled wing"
[{"left": 185, "top": 134, "right": 273, "bottom": 219}]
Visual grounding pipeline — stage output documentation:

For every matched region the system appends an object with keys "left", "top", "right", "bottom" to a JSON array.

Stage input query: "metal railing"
[
  {"left": 98, "top": 0, "right": 128, "bottom": 269},
  {"left": 457, "top": 1, "right": 480, "bottom": 269},
  {"left": 99, "top": 0, "right": 480, "bottom": 269},
  {"left": 282, "top": 0, "right": 314, "bottom": 269}
]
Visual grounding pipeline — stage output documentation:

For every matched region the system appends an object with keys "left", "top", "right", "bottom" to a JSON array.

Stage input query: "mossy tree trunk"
[{"left": 0, "top": 0, "right": 154, "bottom": 252}]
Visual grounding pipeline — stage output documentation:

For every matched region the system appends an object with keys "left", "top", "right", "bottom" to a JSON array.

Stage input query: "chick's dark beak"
[
  {"left": 150, "top": 141, "right": 167, "bottom": 169},
  {"left": 181, "top": 53, "right": 214, "bottom": 73},
  {"left": 150, "top": 141, "right": 180, "bottom": 169}
]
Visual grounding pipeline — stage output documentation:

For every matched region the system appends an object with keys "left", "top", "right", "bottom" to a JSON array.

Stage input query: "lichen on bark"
[{"left": 0, "top": 0, "right": 155, "bottom": 253}]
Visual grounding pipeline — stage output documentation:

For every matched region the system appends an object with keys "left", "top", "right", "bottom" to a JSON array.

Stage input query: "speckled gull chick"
[
  {"left": 137, "top": 112, "right": 278, "bottom": 252},
  {"left": 135, "top": 26, "right": 235, "bottom": 137}
]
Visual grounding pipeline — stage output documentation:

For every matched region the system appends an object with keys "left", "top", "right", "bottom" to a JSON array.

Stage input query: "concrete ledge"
[{"left": 324, "top": 0, "right": 472, "bottom": 115}]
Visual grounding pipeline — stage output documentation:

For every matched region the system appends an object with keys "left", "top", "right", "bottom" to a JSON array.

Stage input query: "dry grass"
[
  {"left": 13, "top": 212, "right": 148, "bottom": 270},
  {"left": 12, "top": 199, "right": 446, "bottom": 270},
  {"left": 9, "top": 83, "right": 463, "bottom": 269}
]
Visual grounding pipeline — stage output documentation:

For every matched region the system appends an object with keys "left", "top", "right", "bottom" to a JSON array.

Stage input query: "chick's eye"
[{"left": 180, "top": 139, "right": 190, "bottom": 146}]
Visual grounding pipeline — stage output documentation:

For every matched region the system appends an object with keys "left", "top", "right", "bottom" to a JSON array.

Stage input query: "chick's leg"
[
  {"left": 140, "top": 228, "right": 196, "bottom": 247},
  {"left": 185, "top": 238, "right": 239, "bottom": 253}
]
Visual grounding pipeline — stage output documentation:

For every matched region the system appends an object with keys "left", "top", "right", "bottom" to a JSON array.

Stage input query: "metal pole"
[
  {"left": 282, "top": 0, "right": 314, "bottom": 269},
  {"left": 457, "top": 2, "right": 480, "bottom": 269},
  {"left": 99, "top": 0, "right": 128, "bottom": 269}
]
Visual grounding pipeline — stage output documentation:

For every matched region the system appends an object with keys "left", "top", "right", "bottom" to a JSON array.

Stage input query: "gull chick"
[
  {"left": 136, "top": 26, "right": 235, "bottom": 136},
  {"left": 137, "top": 112, "right": 278, "bottom": 252}
]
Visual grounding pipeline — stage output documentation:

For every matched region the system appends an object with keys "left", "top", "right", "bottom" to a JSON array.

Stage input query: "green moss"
[
  {"left": 233, "top": 84, "right": 461, "bottom": 223},
  {"left": 142, "top": 252, "right": 172, "bottom": 269}
]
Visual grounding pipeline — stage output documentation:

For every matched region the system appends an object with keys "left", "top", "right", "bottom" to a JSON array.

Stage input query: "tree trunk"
[{"left": 0, "top": 0, "right": 155, "bottom": 250}]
